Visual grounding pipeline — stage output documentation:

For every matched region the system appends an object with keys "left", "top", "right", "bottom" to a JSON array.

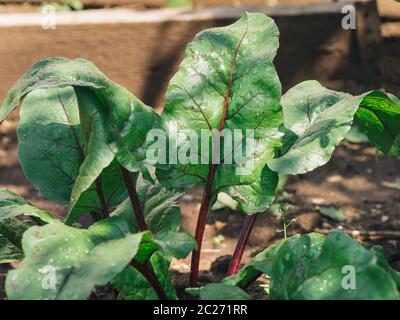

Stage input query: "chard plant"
[{"left": 1, "top": 12, "right": 400, "bottom": 300}]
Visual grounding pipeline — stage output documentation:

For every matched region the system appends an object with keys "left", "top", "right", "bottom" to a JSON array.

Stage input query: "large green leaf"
[
  {"left": 113, "top": 252, "right": 177, "bottom": 300},
  {"left": 268, "top": 81, "right": 365, "bottom": 175},
  {"left": 1, "top": 58, "right": 159, "bottom": 173},
  {"left": 5, "top": 217, "right": 149, "bottom": 300},
  {"left": 1, "top": 58, "right": 161, "bottom": 222},
  {"left": 156, "top": 12, "right": 283, "bottom": 214},
  {"left": 270, "top": 231, "right": 400, "bottom": 300},
  {"left": 17, "top": 87, "right": 129, "bottom": 224},
  {"left": 5, "top": 215, "right": 194, "bottom": 299},
  {"left": 111, "top": 173, "right": 182, "bottom": 234},
  {"left": 17, "top": 87, "right": 83, "bottom": 205},
  {"left": 354, "top": 91, "right": 400, "bottom": 156},
  {"left": 0, "top": 188, "right": 54, "bottom": 223},
  {"left": 66, "top": 87, "right": 127, "bottom": 223}
]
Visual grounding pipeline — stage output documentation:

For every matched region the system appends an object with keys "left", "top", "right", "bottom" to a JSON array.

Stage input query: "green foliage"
[
  {"left": 6, "top": 217, "right": 194, "bottom": 300},
  {"left": 222, "top": 232, "right": 400, "bottom": 300},
  {"left": 157, "top": 12, "right": 282, "bottom": 214},
  {"left": 270, "top": 232, "right": 400, "bottom": 299},
  {"left": 268, "top": 81, "right": 365, "bottom": 175},
  {"left": 354, "top": 91, "right": 400, "bottom": 156},
  {"left": 111, "top": 173, "right": 182, "bottom": 234}
]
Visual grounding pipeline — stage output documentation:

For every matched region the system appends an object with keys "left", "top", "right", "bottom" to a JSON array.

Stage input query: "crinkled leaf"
[
  {"left": 5, "top": 217, "right": 155, "bottom": 300},
  {"left": 17, "top": 87, "right": 129, "bottom": 224},
  {"left": 270, "top": 231, "right": 400, "bottom": 300},
  {"left": 354, "top": 91, "right": 400, "bottom": 156},
  {"left": 1, "top": 58, "right": 160, "bottom": 173},
  {"left": 0, "top": 189, "right": 55, "bottom": 264},
  {"left": 17, "top": 87, "right": 83, "bottom": 205},
  {"left": 0, "top": 219, "right": 34, "bottom": 264},
  {"left": 0, "top": 188, "right": 55, "bottom": 223},
  {"left": 156, "top": 12, "right": 283, "bottom": 214},
  {"left": 113, "top": 252, "right": 177, "bottom": 300},
  {"left": 268, "top": 81, "right": 364, "bottom": 175},
  {"left": 111, "top": 172, "right": 182, "bottom": 234},
  {"left": 187, "top": 283, "right": 251, "bottom": 300},
  {"left": 1, "top": 58, "right": 161, "bottom": 223}
]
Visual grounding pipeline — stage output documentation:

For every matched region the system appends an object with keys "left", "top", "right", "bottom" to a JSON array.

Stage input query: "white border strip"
[{"left": 0, "top": 2, "right": 370, "bottom": 27}]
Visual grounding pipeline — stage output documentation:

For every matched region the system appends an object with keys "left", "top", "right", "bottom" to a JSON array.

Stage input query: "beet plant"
[{"left": 1, "top": 12, "right": 400, "bottom": 300}]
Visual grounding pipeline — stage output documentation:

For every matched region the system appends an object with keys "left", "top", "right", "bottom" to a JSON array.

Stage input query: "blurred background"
[{"left": 1, "top": 0, "right": 400, "bottom": 299}]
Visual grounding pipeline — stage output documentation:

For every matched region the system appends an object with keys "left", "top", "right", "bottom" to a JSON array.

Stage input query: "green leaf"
[
  {"left": 187, "top": 283, "right": 251, "bottom": 300},
  {"left": 17, "top": 87, "right": 83, "bottom": 205},
  {"left": 0, "top": 189, "right": 56, "bottom": 264},
  {"left": 0, "top": 188, "right": 55, "bottom": 223},
  {"left": 354, "top": 91, "right": 400, "bottom": 156},
  {"left": 16, "top": 87, "right": 129, "bottom": 224},
  {"left": 5, "top": 217, "right": 155, "bottom": 300},
  {"left": 370, "top": 245, "right": 400, "bottom": 291},
  {"left": 268, "top": 80, "right": 364, "bottom": 175},
  {"left": 111, "top": 173, "right": 183, "bottom": 234},
  {"left": 270, "top": 231, "right": 400, "bottom": 300},
  {"left": 318, "top": 206, "right": 346, "bottom": 222},
  {"left": 154, "top": 231, "right": 196, "bottom": 259},
  {"left": 156, "top": 13, "right": 283, "bottom": 214},
  {"left": 1, "top": 58, "right": 161, "bottom": 222},
  {"left": 113, "top": 252, "right": 177, "bottom": 300},
  {"left": 0, "top": 219, "right": 33, "bottom": 264},
  {"left": 66, "top": 87, "right": 127, "bottom": 223}
]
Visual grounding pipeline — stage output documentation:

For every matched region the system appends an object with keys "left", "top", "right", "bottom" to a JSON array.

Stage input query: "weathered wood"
[
  {"left": 0, "top": 1, "right": 381, "bottom": 110},
  {"left": 377, "top": 0, "right": 400, "bottom": 21},
  {"left": 355, "top": 0, "right": 382, "bottom": 82}
]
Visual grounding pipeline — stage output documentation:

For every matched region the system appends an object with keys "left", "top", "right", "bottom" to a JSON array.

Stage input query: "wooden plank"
[
  {"left": 0, "top": 1, "right": 380, "bottom": 110},
  {"left": 377, "top": 0, "right": 400, "bottom": 20},
  {"left": 355, "top": 0, "right": 382, "bottom": 82},
  {"left": 0, "top": 2, "right": 374, "bottom": 26}
]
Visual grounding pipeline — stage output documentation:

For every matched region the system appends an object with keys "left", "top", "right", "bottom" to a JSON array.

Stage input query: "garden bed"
[{"left": 1, "top": 0, "right": 400, "bottom": 300}]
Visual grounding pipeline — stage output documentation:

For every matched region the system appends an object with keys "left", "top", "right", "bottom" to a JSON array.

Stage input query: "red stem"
[
  {"left": 130, "top": 259, "right": 168, "bottom": 300},
  {"left": 120, "top": 167, "right": 148, "bottom": 231},
  {"left": 190, "top": 164, "right": 218, "bottom": 287},
  {"left": 227, "top": 214, "right": 257, "bottom": 276},
  {"left": 189, "top": 30, "right": 248, "bottom": 288}
]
